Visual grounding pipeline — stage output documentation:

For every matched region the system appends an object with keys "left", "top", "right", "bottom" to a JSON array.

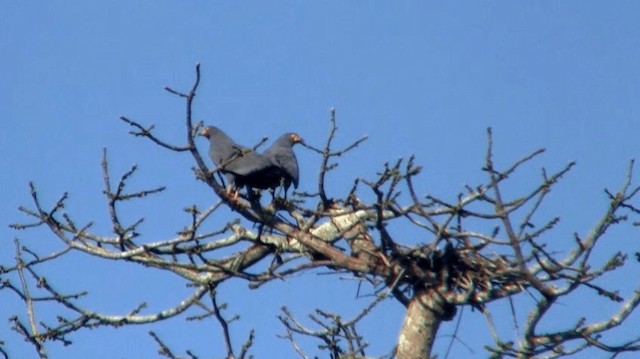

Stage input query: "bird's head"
[
  {"left": 289, "top": 133, "right": 303, "bottom": 145},
  {"left": 200, "top": 126, "right": 213, "bottom": 138}
]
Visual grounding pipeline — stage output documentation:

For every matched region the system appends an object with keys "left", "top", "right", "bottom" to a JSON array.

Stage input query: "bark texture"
[{"left": 396, "top": 289, "right": 444, "bottom": 359}]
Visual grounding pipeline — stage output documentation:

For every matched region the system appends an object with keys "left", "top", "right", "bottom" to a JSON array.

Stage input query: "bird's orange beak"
[
  {"left": 291, "top": 133, "right": 303, "bottom": 144},
  {"left": 200, "top": 127, "right": 211, "bottom": 137}
]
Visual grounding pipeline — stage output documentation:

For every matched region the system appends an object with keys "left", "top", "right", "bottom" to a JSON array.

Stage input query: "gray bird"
[
  {"left": 200, "top": 126, "right": 272, "bottom": 196},
  {"left": 260, "top": 133, "right": 302, "bottom": 199}
]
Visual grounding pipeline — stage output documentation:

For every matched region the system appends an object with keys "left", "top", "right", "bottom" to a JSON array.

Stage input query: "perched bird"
[
  {"left": 200, "top": 126, "right": 272, "bottom": 196},
  {"left": 260, "top": 133, "right": 303, "bottom": 199}
]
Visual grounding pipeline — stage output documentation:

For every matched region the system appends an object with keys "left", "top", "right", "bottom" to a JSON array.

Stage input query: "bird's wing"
[
  {"left": 227, "top": 152, "right": 272, "bottom": 176},
  {"left": 273, "top": 151, "right": 299, "bottom": 188}
]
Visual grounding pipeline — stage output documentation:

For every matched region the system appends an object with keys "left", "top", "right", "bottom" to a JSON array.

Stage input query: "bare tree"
[{"left": 4, "top": 64, "right": 640, "bottom": 359}]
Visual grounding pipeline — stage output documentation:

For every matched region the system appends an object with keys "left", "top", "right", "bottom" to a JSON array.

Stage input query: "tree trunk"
[{"left": 396, "top": 289, "right": 443, "bottom": 359}]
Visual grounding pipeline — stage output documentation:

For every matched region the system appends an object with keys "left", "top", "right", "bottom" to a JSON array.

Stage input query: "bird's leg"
[
  {"left": 278, "top": 178, "right": 293, "bottom": 207},
  {"left": 225, "top": 187, "right": 247, "bottom": 209},
  {"left": 247, "top": 187, "right": 262, "bottom": 205},
  {"left": 224, "top": 182, "right": 242, "bottom": 206},
  {"left": 248, "top": 189, "right": 265, "bottom": 214},
  {"left": 270, "top": 178, "right": 286, "bottom": 208}
]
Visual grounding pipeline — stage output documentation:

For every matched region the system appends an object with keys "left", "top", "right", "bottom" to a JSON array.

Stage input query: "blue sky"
[{"left": 2, "top": 2, "right": 640, "bottom": 358}]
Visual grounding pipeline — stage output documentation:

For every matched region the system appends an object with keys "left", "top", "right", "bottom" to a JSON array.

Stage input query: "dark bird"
[
  {"left": 200, "top": 126, "right": 272, "bottom": 197},
  {"left": 261, "top": 133, "right": 303, "bottom": 199}
]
